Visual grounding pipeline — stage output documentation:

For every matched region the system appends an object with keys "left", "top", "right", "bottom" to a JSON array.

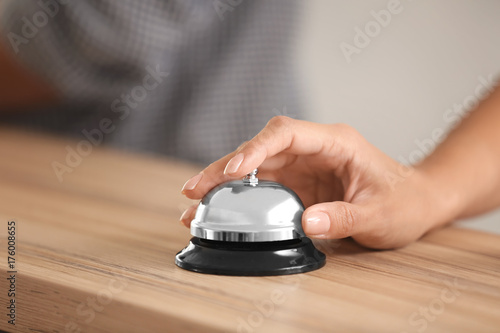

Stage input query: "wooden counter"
[{"left": 0, "top": 128, "right": 499, "bottom": 333}]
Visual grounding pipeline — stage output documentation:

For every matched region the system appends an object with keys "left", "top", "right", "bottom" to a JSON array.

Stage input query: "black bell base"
[{"left": 175, "top": 237, "right": 326, "bottom": 276}]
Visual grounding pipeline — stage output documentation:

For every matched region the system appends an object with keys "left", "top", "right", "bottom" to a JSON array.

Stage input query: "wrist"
[{"left": 412, "top": 163, "right": 464, "bottom": 230}]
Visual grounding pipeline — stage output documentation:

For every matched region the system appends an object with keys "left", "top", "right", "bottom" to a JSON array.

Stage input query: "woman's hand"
[{"left": 180, "top": 116, "right": 454, "bottom": 249}]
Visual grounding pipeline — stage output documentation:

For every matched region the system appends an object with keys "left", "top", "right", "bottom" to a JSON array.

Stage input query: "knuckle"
[
  {"left": 236, "top": 140, "right": 249, "bottom": 152},
  {"left": 333, "top": 123, "right": 359, "bottom": 138},
  {"left": 334, "top": 204, "right": 356, "bottom": 236},
  {"left": 330, "top": 123, "right": 364, "bottom": 149},
  {"left": 242, "top": 144, "right": 260, "bottom": 159},
  {"left": 251, "top": 116, "right": 293, "bottom": 152},
  {"left": 267, "top": 115, "right": 293, "bottom": 130}
]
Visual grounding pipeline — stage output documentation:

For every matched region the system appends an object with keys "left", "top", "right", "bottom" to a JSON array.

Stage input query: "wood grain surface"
[{"left": 0, "top": 127, "right": 499, "bottom": 333}]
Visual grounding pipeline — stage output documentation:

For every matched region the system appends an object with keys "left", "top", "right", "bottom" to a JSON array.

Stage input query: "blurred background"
[{"left": 1, "top": 0, "right": 499, "bottom": 233}]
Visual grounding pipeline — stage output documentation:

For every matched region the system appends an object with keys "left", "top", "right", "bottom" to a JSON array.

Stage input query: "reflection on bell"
[{"left": 175, "top": 169, "right": 326, "bottom": 276}]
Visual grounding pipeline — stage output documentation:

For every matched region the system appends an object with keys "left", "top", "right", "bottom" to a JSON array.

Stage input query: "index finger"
[{"left": 182, "top": 116, "right": 344, "bottom": 199}]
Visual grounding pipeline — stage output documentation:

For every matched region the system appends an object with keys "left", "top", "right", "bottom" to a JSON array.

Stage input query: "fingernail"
[
  {"left": 180, "top": 207, "right": 191, "bottom": 222},
  {"left": 181, "top": 173, "right": 203, "bottom": 192},
  {"left": 180, "top": 204, "right": 198, "bottom": 221},
  {"left": 224, "top": 153, "right": 244, "bottom": 175},
  {"left": 305, "top": 212, "right": 330, "bottom": 235}
]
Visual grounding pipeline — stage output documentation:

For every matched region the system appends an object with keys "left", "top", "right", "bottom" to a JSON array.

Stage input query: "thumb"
[{"left": 302, "top": 201, "right": 365, "bottom": 239}]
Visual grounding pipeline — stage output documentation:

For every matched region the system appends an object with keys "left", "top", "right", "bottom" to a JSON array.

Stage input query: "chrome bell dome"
[{"left": 190, "top": 169, "right": 306, "bottom": 242}]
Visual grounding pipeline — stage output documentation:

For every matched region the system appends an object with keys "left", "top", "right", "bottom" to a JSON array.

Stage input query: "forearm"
[{"left": 417, "top": 82, "right": 500, "bottom": 225}]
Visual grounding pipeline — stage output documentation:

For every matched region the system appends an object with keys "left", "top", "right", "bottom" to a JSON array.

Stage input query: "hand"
[{"left": 180, "top": 116, "right": 449, "bottom": 249}]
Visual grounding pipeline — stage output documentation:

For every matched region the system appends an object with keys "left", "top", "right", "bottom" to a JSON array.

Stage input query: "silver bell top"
[{"left": 190, "top": 169, "right": 306, "bottom": 242}]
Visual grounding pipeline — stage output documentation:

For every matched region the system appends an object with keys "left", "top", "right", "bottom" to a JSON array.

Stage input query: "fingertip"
[
  {"left": 223, "top": 153, "right": 244, "bottom": 175},
  {"left": 303, "top": 202, "right": 360, "bottom": 239},
  {"left": 181, "top": 173, "right": 203, "bottom": 194},
  {"left": 303, "top": 211, "right": 331, "bottom": 236},
  {"left": 180, "top": 204, "right": 198, "bottom": 227},
  {"left": 307, "top": 233, "right": 330, "bottom": 240},
  {"left": 226, "top": 152, "right": 266, "bottom": 179},
  {"left": 182, "top": 190, "right": 204, "bottom": 200}
]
